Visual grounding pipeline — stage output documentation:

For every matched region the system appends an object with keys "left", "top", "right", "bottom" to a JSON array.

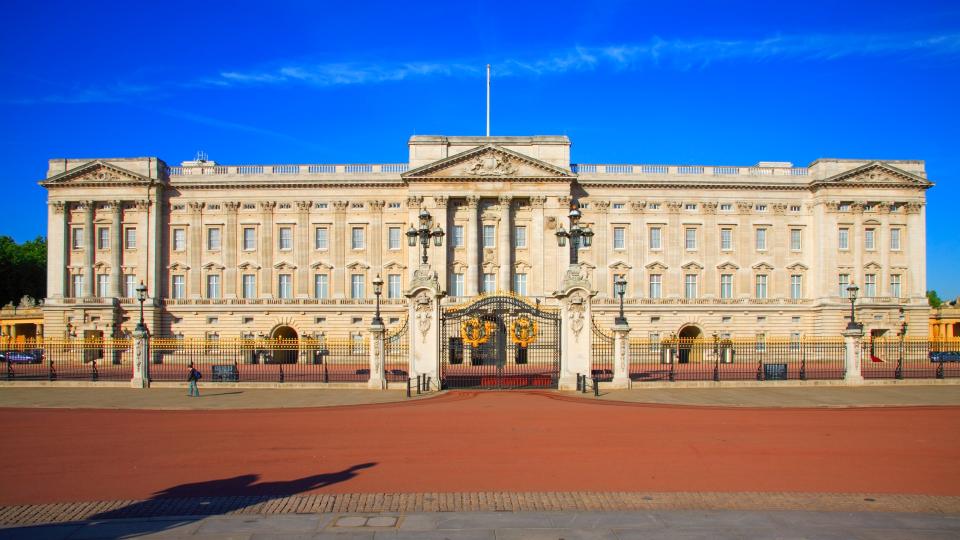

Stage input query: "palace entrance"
[
  {"left": 270, "top": 326, "right": 299, "bottom": 364},
  {"left": 677, "top": 325, "right": 704, "bottom": 364},
  {"left": 440, "top": 295, "right": 560, "bottom": 389}
]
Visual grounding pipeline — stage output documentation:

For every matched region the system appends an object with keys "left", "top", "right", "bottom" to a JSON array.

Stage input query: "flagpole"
[{"left": 486, "top": 64, "right": 490, "bottom": 137}]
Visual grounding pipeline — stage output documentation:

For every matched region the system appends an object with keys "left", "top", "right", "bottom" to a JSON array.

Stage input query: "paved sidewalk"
[{"left": 2, "top": 509, "right": 959, "bottom": 539}]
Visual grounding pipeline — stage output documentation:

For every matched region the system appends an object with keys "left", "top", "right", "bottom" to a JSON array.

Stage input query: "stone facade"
[{"left": 40, "top": 135, "right": 931, "bottom": 341}]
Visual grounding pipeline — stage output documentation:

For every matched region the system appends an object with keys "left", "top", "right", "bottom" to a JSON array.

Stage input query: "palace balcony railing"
[
  {"left": 571, "top": 164, "right": 809, "bottom": 177},
  {"left": 167, "top": 163, "right": 409, "bottom": 176}
]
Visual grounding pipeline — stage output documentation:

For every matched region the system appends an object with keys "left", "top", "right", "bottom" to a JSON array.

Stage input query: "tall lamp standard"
[
  {"left": 135, "top": 281, "right": 148, "bottom": 334},
  {"left": 372, "top": 274, "right": 384, "bottom": 327},
  {"left": 554, "top": 203, "right": 594, "bottom": 266},
  {"left": 896, "top": 306, "right": 907, "bottom": 380},
  {"left": 613, "top": 276, "right": 628, "bottom": 326},
  {"left": 406, "top": 208, "right": 445, "bottom": 265},
  {"left": 846, "top": 284, "right": 861, "bottom": 331}
]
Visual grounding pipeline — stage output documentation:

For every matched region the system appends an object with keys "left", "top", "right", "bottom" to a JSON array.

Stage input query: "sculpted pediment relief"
[
  {"left": 383, "top": 261, "right": 407, "bottom": 271},
  {"left": 402, "top": 144, "right": 574, "bottom": 181},
  {"left": 815, "top": 162, "right": 932, "bottom": 189},
  {"left": 202, "top": 262, "right": 226, "bottom": 271},
  {"left": 752, "top": 262, "right": 774, "bottom": 271},
  {"left": 864, "top": 261, "right": 882, "bottom": 270},
  {"left": 645, "top": 261, "right": 668, "bottom": 271},
  {"left": 274, "top": 261, "right": 297, "bottom": 270},
  {"left": 238, "top": 261, "right": 262, "bottom": 270},
  {"left": 40, "top": 160, "right": 158, "bottom": 188},
  {"left": 786, "top": 262, "right": 809, "bottom": 271},
  {"left": 608, "top": 260, "right": 633, "bottom": 271},
  {"left": 681, "top": 261, "right": 704, "bottom": 271},
  {"left": 310, "top": 261, "right": 333, "bottom": 270},
  {"left": 717, "top": 261, "right": 740, "bottom": 271},
  {"left": 345, "top": 261, "right": 369, "bottom": 271},
  {"left": 168, "top": 262, "right": 190, "bottom": 271}
]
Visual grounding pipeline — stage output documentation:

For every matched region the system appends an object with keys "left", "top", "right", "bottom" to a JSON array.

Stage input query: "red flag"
[{"left": 870, "top": 354, "right": 885, "bottom": 363}]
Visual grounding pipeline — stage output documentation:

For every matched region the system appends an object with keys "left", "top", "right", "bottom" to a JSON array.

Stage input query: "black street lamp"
[
  {"left": 135, "top": 281, "right": 148, "bottom": 333},
  {"left": 555, "top": 203, "right": 594, "bottom": 266},
  {"left": 846, "top": 284, "right": 861, "bottom": 331},
  {"left": 613, "top": 275, "right": 627, "bottom": 326},
  {"left": 896, "top": 306, "right": 907, "bottom": 379},
  {"left": 712, "top": 332, "right": 720, "bottom": 382},
  {"left": 406, "top": 208, "right": 445, "bottom": 265},
  {"left": 372, "top": 274, "right": 384, "bottom": 326}
]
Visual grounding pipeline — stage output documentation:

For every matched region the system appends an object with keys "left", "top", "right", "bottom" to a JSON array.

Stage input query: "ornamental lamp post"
[
  {"left": 712, "top": 332, "right": 720, "bottom": 382},
  {"left": 135, "top": 281, "right": 148, "bottom": 334},
  {"left": 372, "top": 274, "right": 384, "bottom": 327},
  {"left": 406, "top": 208, "right": 445, "bottom": 265},
  {"left": 896, "top": 306, "right": 907, "bottom": 379},
  {"left": 613, "top": 275, "right": 628, "bottom": 326},
  {"left": 555, "top": 203, "right": 594, "bottom": 266},
  {"left": 846, "top": 284, "right": 861, "bottom": 331}
]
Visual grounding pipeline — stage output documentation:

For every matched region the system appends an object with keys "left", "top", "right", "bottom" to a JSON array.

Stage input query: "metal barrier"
[
  {"left": 384, "top": 319, "right": 409, "bottom": 382},
  {"left": 590, "top": 322, "right": 614, "bottom": 382},
  {"left": 862, "top": 339, "right": 960, "bottom": 379},
  {"left": 1, "top": 338, "right": 132, "bottom": 381}
]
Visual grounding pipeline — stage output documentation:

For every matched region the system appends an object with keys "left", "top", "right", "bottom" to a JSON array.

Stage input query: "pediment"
[
  {"left": 786, "top": 262, "right": 809, "bottom": 271},
  {"left": 93, "top": 261, "right": 110, "bottom": 270},
  {"left": 40, "top": 160, "right": 159, "bottom": 188},
  {"left": 481, "top": 261, "right": 499, "bottom": 272},
  {"left": 681, "top": 261, "right": 704, "bottom": 271},
  {"left": 717, "top": 261, "right": 740, "bottom": 271},
  {"left": 383, "top": 261, "right": 407, "bottom": 271},
  {"left": 310, "top": 261, "right": 333, "bottom": 270},
  {"left": 238, "top": 261, "right": 262, "bottom": 270},
  {"left": 345, "top": 261, "right": 369, "bottom": 270},
  {"left": 752, "top": 262, "right": 774, "bottom": 271},
  {"left": 608, "top": 260, "right": 633, "bottom": 271},
  {"left": 402, "top": 144, "right": 574, "bottom": 181},
  {"left": 448, "top": 261, "right": 468, "bottom": 272},
  {"left": 168, "top": 262, "right": 190, "bottom": 271},
  {"left": 202, "top": 262, "right": 226, "bottom": 271},
  {"left": 645, "top": 261, "right": 668, "bottom": 271},
  {"left": 864, "top": 261, "right": 882, "bottom": 270},
  {"left": 814, "top": 162, "right": 932, "bottom": 189},
  {"left": 273, "top": 261, "right": 297, "bottom": 270},
  {"left": 514, "top": 260, "right": 532, "bottom": 271}
]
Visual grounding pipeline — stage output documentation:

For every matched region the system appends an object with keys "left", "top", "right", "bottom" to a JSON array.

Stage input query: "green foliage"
[
  {"left": 0, "top": 236, "right": 46, "bottom": 306},
  {"left": 927, "top": 289, "right": 943, "bottom": 308}
]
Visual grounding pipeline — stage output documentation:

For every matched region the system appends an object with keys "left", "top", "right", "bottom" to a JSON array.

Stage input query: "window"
[
  {"left": 864, "top": 274, "right": 876, "bottom": 297},
  {"left": 482, "top": 225, "right": 495, "bottom": 248},
  {"left": 755, "top": 228, "right": 767, "bottom": 251},
  {"left": 242, "top": 227, "right": 256, "bottom": 250},
  {"left": 387, "top": 274, "right": 401, "bottom": 299},
  {"left": 279, "top": 227, "right": 293, "bottom": 250},
  {"left": 71, "top": 275, "right": 83, "bottom": 297},
  {"left": 97, "top": 228, "right": 110, "bottom": 250},
  {"left": 720, "top": 274, "right": 733, "bottom": 299},
  {"left": 313, "top": 274, "right": 328, "bottom": 299},
  {"left": 685, "top": 203, "right": 697, "bottom": 211},
  {"left": 96, "top": 274, "right": 109, "bottom": 297},
  {"left": 482, "top": 273, "right": 496, "bottom": 293},
  {"left": 890, "top": 228, "right": 901, "bottom": 251},
  {"left": 839, "top": 274, "right": 850, "bottom": 297},
  {"left": 351, "top": 274, "right": 365, "bottom": 298},
  {"left": 388, "top": 202, "right": 400, "bottom": 209},
  {"left": 720, "top": 228, "right": 732, "bottom": 251},
  {"left": 684, "top": 228, "right": 696, "bottom": 250},
  {"left": 388, "top": 227, "right": 401, "bottom": 250},
  {"left": 890, "top": 274, "right": 902, "bottom": 298},
  {"left": 649, "top": 274, "right": 662, "bottom": 299},
  {"left": 838, "top": 228, "right": 849, "bottom": 250},
  {"left": 124, "top": 228, "right": 136, "bottom": 249},
  {"left": 720, "top": 203, "right": 732, "bottom": 211},
  {"left": 839, "top": 203, "right": 850, "bottom": 212},
  {"left": 452, "top": 225, "right": 464, "bottom": 248},
  {"left": 790, "top": 229, "right": 802, "bottom": 251},
  {"left": 515, "top": 226, "right": 527, "bottom": 248},
  {"left": 755, "top": 204, "right": 767, "bottom": 212},
  {"left": 173, "top": 228, "right": 186, "bottom": 251},
  {"left": 124, "top": 274, "right": 136, "bottom": 298},
  {"left": 171, "top": 275, "right": 185, "bottom": 299},
  {"left": 684, "top": 274, "right": 698, "bottom": 299},
  {"left": 351, "top": 227, "right": 365, "bottom": 249},
  {"left": 865, "top": 228, "right": 876, "bottom": 250},
  {"left": 649, "top": 227, "right": 662, "bottom": 250},
  {"left": 513, "top": 273, "right": 527, "bottom": 295},
  {"left": 315, "top": 227, "right": 328, "bottom": 250},
  {"left": 207, "top": 228, "right": 221, "bottom": 250},
  {"left": 790, "top": 274, "right": 802, "bottom": 299},
  {"left": 242, "top": 274, "right": 256, "bottom": 299},
  {"left": 450, "top": 273, "right": 465, "bottom": 297},
  {"left": 613, "top": 203, "right": 625, "bottom": 209},
  {"left": 648, "top": 203, "right": 660, "bottom": 210},
  {"left": 278, "top": 274, "right": 293, "bottom": 299},
  {"left": 71, "top": 228, "right": 84, "bottom": 249},
  {"left": 790, "top": 205, "right": 801, "bottom": 212},
  {"left": 206, "top": 274, "right": 220, "bottom": 299},
  {"left": 755, "top": 275, "right": 768, "bottom": 299}
]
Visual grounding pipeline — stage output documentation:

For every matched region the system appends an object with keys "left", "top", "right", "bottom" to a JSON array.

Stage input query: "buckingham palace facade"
[{"left": 40, "top": 135, "right": 931, "bottom": 342}]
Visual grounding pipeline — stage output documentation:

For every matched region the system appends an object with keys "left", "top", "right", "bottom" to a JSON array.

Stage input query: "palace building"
[{"left": 40, "top": 135, "right": 931, "bottom": 343}]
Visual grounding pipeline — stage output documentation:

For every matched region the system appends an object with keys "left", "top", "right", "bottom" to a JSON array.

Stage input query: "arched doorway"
[
  {"left": 677, "top": 325, "right": 703, "bottom": 364},
  {"left": 271, "top": 326, "right": 299, "bottom": 364}
]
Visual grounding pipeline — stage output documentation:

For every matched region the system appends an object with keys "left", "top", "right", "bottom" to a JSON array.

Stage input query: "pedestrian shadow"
[{"left": 0, "top": 463, "right": 376, "bottom": 539}]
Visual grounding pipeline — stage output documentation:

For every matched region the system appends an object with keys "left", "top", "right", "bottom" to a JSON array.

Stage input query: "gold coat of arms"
[
  {"left": 461, "top": 317, "right": 494, "bottom": 347},
  {"left": 509, "top": 315, "right": 538, "bottom": 348}
]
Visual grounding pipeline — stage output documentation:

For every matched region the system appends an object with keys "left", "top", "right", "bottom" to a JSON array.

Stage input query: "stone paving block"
[
  {"left": 0, "top": 523, "right": 82, "bottom": 540},
  {"left": 371, "top": 531, "right": 494, "bottom": 540},
  {"left": 494, "top": 527, "right": 619, "bottom": 540},
  {"left": 197, "top": 515, "right": 323, "bottom": 534},
  {"left": 435, "top": 511, "right": 556, "bottom": 529}
]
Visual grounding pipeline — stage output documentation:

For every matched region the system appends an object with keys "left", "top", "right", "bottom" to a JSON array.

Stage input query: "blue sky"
[{"left": 2, "top": 0, "right": 958, "bottom": 298}]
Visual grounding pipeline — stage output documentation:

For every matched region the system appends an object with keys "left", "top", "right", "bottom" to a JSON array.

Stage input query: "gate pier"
[
  {"left": 405, "top": 264, "right": 443, "bottom": 385},
  {"left": 554, "top": 267, "right": 596, "bottom": 391}
]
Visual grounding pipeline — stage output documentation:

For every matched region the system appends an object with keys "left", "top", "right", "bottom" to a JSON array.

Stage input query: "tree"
[
  {"left": 0, "top": 236, "right": 46, "bottom": 306},
  {"left": 927, "top": 289, "right": 943, "bottom": 308}
]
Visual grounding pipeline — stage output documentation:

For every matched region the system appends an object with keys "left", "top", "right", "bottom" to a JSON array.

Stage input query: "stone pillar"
[
  {"left": 369, "top": 200, "right": 385, "bottom": 272},
  {"left": 433, "top": 196, "right": 449, "bottom": 291},
  {"left": 224, "top": 202, "right": 240, "bottom": 298},
  {"left": 82, "top": 201, "right": 95, "bottom": 297},
  {"left": 296, "top": 201, "right": 311, "bottom": 298},
  {"left": 368, "top": 320, "right": 386, "bottom": 389},
  {"left": 466, "top": 196, "right": 480, "bottom": 296},
  {"left": 332, "top": 201, "right": 348, "bottom": 299},
  {"left": 554, "top": 267, "right": 595, "bottom": 390},
  {"left": 109, "top": 201, "right": 123, "bottom": 297},
  {"left": 530, "top": 197, "right": 546, "bottom": 297},
  {"left": 405, "top": 265, "right": 443, "bottom": 383},
  {"left": 498, "top": 195, "right": 512, "bottom": 293},
  {"left": 612, "top": 322, "right": 631, "bottom": 388},
  {"left": 48, "top": 201, "right": 67, "bottom": 299},
  {"left": 843, "top": 327, "right": 864, "bottom": 384},
  {"left": 135, "top": 200, "right": 152, "bottom": 297},
  {"left": 593, "top": 201, "right": 610, "bottom": 296},
  {"left": 187, "top": 202, "right": 204, "bottom": 298},
  {"left": 260, "top": 201, "right": 276, "bottom": 297},
  {"left": 131, "top": 325, "right": 149, "bottom": 388}
]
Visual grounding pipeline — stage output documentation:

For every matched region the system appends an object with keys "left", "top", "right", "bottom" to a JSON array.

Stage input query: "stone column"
[
  {"left": 187, "top": 202, "right": 204, "bottom": 298},
  {"left": 82, "top": 201, "right": 95, "bottom": 297},
  {"left": 466, "top": 196, "right": 480, "bottom": 296},
  {"left": 433, "top": 196, "right": 449, "bottom": 291},
  {"left": 368, "top": 320, "right": 386, "bottom": 389},
  {"left": 135, "top": 200, "right": 153, "bottom": 299},
  {"left": 260, "top": 201, "right": 276, "bottom": 297},
  {"left": 109, "top": 201, "right": 123, "bottom": 297},
  {"left": 554, "top": 268, "right": 595, "bottom": 390},
  {"left": 629, "top": 202, "right": 646, "bottom": 298},
  {"left": 224, "top": 202, "right": 240, "bottom": 298},
  {"left": 498, "top": 195, "right": 512, "bottom": 293},
  {"left": 296, "top": 201, "right": 312, "bottom": 298},
  {"left": 612, "top": 322, "right": 631, "bottom": 388},
  {"left": 843, "top": 327, "right": 864, "bottom": 384},
  {"left": 131, "top": 325, "right": 149, "bottom": 388},
  {"left": 530, "top": 197, "right": 546, "bottom": 297},
  {"left": 406, "top": 266, "right": 443, "bottom": 383},
  {"left": 593, "top": 201, "right": 610, "bottom": 296},
  {"left": 48, "top": 201, "right": 67, "bottom": 299},
  {"left": 369, "top": 200, "right": 385, "bottom": 272},
  {"left": 332, "top": 201, "right": 348, "bottom": 299}
]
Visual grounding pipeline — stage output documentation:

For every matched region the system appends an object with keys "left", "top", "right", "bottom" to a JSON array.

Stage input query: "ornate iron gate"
[{"left": 441, "top": 295, "right": 560, "bottom": 389}]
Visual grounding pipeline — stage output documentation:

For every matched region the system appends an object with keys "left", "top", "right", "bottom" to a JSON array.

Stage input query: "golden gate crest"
[
  {"left": 509, "top": 315, "right": 538, "bottom": 348},
  {"left": 460, "top": 317, "right": 494, "bottom": 347}
]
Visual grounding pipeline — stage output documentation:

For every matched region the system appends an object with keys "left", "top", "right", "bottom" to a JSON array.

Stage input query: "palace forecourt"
[{"left": 22, "top": 134, "right": 951, "bottom": 389}]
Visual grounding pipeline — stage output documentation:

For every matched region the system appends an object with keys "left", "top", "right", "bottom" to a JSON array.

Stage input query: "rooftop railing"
[
  {"left": 167, "top": 164, "right": 410, "bottom": 176},
  {"left": 571, "top": 164, "right": 809, "bottom": 177}
]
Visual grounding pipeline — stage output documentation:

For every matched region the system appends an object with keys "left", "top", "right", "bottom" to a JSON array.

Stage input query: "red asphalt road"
[{"left": 1, "top": 391, "right": 958, "bottom": 505}]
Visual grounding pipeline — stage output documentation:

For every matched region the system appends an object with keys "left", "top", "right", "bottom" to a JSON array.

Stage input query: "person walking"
[{"left": 187, "top": 362, "right": 201, "bottom": 397}]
